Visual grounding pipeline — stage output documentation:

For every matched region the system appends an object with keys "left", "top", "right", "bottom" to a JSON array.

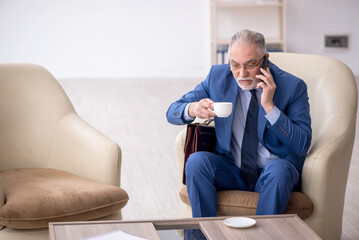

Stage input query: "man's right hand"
[{"left": 188, "top": 98, "right": 216, "bottom": 119}]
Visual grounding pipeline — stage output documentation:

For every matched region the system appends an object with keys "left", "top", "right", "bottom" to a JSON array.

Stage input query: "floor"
[{"left": 59, "top": 76, "right": 359, "bottom": 240}]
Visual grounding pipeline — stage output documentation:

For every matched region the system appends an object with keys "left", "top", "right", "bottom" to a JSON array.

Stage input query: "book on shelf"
[{"left": 216, "top": 46, "right": 229, "bottom": 65}]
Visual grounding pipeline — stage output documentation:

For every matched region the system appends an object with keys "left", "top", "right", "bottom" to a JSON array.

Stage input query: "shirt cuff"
[
  {"left": 183, "top": 103, "right": 195, "bottom": 122},
  {"left": 265, "top": 106, "right": 280, "bottom": 126}
]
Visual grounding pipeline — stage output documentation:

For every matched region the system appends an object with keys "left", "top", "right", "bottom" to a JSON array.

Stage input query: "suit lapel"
[
  {"left": 258, "top": 106, "right": 266, "bottom": 146},
  {"left": 220, "top": 72, "right": 238, "bottom": 149}
]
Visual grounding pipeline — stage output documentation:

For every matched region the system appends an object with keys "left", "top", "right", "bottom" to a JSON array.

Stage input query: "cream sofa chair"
[
  {"left": 175, "top": 53, "right": 357, "bottom": 240},
  {"left": 0, "top": 63, "right": 129, "bottom": 239}
]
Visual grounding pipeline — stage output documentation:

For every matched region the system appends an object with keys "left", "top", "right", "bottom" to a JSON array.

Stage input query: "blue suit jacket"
[{"left": 166, "top": 63, "right": 312, "bottom": 173}]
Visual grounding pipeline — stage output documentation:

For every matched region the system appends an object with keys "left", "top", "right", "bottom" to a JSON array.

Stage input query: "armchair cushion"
[
  {"left": 0, "top": 168, "right": 129, "bottom": 229},
  {"left": 180, "top": 186, "right": 313, "bottom": 219}
]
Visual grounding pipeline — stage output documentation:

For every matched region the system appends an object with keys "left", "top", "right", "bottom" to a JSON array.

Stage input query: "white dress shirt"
[{"left": 231, "top": 88, "right": 280, "bottom": 169}]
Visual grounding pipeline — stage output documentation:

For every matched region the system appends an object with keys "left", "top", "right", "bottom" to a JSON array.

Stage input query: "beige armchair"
[
  {"left": 0, "top": 63, "right": 129, "bottom": 239},
  {"left": 175, "top": 53, "right": 357, "bottom": 240}
]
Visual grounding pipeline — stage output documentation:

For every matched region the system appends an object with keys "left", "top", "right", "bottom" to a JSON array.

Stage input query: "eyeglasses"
[{"left": 228, "top": 56, "right": 264, "bottom": 71}]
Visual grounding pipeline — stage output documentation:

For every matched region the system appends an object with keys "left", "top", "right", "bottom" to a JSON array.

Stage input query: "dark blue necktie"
[{"left": 241, "top": 89, "right": 259, "bottom": 190}]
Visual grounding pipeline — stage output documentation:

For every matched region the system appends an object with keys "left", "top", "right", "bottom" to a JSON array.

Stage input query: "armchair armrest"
[
  {"left": 175, "top": 127, "right": 187, "bottom": 188},
  {"left": 47, "top": 113, "right": 121, "bottom": 186},
  {"left": 0, "top": 175, "right": 3, "bottom": 229},
  {"left": 0, "top": 176, "right": 3, "bottom": 208},
  {"left": 302, "top": 112, "right": 356, "bottom": 232}
]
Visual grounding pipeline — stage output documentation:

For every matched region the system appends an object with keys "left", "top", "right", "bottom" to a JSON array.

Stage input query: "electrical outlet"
[{"left": 325, "top": 35, "right": 348, "bottom": 48}]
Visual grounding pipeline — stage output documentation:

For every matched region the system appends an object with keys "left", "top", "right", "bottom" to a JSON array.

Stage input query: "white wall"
[
  {"left": 0, "top": 0, "right": 210, "bottom": 79},
  {"left": 286, "top": 0, "right": 359, "bottom": 76},
  {"left": 0, "top": 0, "right": 358, "bottom": 78}
]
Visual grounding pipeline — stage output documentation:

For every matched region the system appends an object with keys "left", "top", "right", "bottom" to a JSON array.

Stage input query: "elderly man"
[{"left": 166, "top": 29, "right": 312, "bottom": 218}]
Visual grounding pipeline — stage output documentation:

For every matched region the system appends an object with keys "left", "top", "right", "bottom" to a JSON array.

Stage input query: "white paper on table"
[{"left": 83, "top": 230, "right": 148, "bottom": 240}]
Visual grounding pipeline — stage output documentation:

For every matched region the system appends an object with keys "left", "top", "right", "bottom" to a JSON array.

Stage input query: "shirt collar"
[{"left": 239, "top": 86, "right": 262, "bottom": 95}]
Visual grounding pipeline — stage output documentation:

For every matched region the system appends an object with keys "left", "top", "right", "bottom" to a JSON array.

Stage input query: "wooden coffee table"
[{"left": 49, "top": 214, "right": 321, "bottom": 240}]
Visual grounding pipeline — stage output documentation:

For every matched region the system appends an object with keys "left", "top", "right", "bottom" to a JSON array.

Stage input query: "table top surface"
[{"left": 49, "top": 214, "right": 321, "bottom": 240}]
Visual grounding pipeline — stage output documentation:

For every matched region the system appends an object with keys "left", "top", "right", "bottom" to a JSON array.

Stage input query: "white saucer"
[{"left": 223, "top": 217, "right": 256, "bottom": 228}]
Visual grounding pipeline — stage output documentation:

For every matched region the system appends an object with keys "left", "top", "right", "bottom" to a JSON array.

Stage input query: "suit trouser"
[{"left": 185, "top": 151, "right": 300, "bottom": 217}]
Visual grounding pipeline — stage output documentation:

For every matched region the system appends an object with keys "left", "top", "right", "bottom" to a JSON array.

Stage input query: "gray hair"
[{"left": 228, "top": 29, "right": 267, "bottom": 56}]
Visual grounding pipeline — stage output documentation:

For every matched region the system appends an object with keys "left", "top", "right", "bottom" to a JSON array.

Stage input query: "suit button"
[{"left": 174, "top": 112, "right": 179, "bottom": 117}]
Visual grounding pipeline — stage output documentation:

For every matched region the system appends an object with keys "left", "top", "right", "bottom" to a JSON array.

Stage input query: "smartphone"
[
  {"left": 259, "top": 56, "right": 271, "bottom": 84},
  {"left": 261, "top": 56, "right": 271, "bottom": 74}
]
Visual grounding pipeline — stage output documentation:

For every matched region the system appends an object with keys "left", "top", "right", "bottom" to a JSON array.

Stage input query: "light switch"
[{"left": 325, "top": 35, "right": 349, "bottom": 48}]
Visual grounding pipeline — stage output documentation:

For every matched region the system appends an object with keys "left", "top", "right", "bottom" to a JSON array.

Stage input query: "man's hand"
[
  {"left": 188, "top": 98, "right": 216, "bottom": 119},
  {"left": 256, "top": 67, "right": 276, "bottom": 114}
]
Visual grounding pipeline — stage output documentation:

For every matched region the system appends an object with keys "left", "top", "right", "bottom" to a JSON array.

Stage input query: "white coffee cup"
[{"left": 212, "top": 102, "right": 232, "bottom": 118}]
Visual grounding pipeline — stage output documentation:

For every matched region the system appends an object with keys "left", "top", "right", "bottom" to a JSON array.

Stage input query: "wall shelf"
[{"left": 211, "top": 0, "right": 287, "bottom": 64}]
